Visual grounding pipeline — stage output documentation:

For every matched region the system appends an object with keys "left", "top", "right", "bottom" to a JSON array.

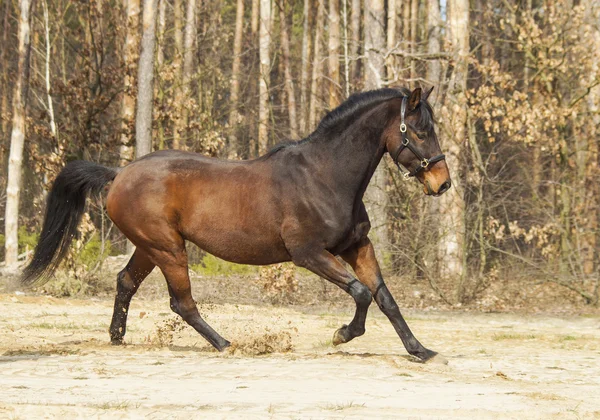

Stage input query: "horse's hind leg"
[
  {"left": 154, "top": 247, "right": 230, "bottom": 351},
  {"left": 341, "top": 237, "right": 439, "bottom": 362},
  {"left": 109, "top": 249, "right": 155, "bottom": 344}
]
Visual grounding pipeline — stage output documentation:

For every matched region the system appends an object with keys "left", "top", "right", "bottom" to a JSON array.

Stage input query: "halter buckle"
[
  {"left": 400, "top": 123, "right": 407, "bottom": 133},
  {"left": 420, "top": 158, "right": 430, "bottom": 168},
  {"left": 402, "top": 137, "right": 409, "bottom": 146}
]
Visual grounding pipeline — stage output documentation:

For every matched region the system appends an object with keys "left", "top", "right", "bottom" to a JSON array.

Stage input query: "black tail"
[{"left": 21, "top": 161, "right": 117, "bottom": 285}]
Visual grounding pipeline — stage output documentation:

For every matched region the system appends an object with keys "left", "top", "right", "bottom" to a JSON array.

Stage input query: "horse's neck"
[{"left": 309, "top": 111, "right": 387, "bottom": 202}]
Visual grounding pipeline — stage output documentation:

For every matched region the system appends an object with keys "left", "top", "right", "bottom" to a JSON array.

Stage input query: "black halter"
[{"left": 391, "top": 96, "right": 446, "bottom": 179}]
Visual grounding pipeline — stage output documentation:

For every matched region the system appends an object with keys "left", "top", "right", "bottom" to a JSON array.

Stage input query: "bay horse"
[{"left": 22, "top": 86, "right": 451, "bottom": 362}]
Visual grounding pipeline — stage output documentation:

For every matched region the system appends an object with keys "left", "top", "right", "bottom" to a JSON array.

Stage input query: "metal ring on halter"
[
  {"left": 402, "top": 137, "right": 409, "bottom": 146},
  {"left": 420, "top": 158, "right": 429, "bottom": 168},
  {"left": 400, "top": 123, "right": 407, "bottom": 133}
]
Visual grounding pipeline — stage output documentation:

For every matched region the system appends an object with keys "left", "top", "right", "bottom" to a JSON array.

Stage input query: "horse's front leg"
[
  {"left": 290, "top": 248, "right": 373, "bottom": 344},
  {"left": 341, "top": 237, "right": 443, "bottom": 363}
]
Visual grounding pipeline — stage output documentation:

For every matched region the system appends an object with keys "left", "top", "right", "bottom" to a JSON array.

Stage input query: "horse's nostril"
[{"left": 438, "top": 180, "right": 451, "bottom": 194}]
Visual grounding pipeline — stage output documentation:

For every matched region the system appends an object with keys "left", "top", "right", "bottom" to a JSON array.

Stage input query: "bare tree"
[
  {"left": 172, "top": 0, "right": 184, "bottom": 149},
  {"left": 299, "top": 0, "right": 311, "bottom": 133},
  {"left": 177, "top": 0, "right": 196, "bottom": 145},
  {"left": 328, "top": 0, "right": 341, "bottom": 108},
  {"left": 349, "top": 0, "right": 360, "bottom": 84},
  {"left": 278, "top": 0, "right": 299, "bottom": 138},
  {"left": 439, "top": 0, "right": 469, "bottom": 298},
  {"left": 257, "top": 0, "right": 272, "bottom": 154},
  {"left": 228, "top": 0, "right": 245, "bottom": 157},
  {"left": 308, "top": 0, "right": 325, "bottom": 128},
  {"left": 135, "top": 0, "right": 158, "bottom": 158},
  {"left": 363, "top": 0, "right": 387, "bottom": 260},
  {"left": 426, "top": 0, "right": 442, "bottom": 103},
  {"left": 4, "top": 0, "right": 34, "bottom": 268},
  {"left": 251, "top": 0, "right": 259, "bottom": 36},
  {"left": 118, "top": 0, "right": 140, "bottom": 166},
  {"left": 386, "top": 0, "right": 396, "bottom": 75}
]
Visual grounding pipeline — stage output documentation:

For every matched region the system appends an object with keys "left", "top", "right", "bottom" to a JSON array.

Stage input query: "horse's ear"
[
  {"left": 408, "top": 87, "right": 422, "bottom": 111},
  {"left": 422, "top": 86, "right": 434, "bottom": 102}
]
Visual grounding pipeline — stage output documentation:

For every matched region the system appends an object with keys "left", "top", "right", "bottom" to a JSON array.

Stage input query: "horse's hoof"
[
  {"left": 110, "top": 338, "right": 124, "bottom": 346},
  {"left": 216, "top": 339, "right": 231, "bottom": 352},
  {"left": 332, "top": 325, "right": 349, "bottom": 346}
]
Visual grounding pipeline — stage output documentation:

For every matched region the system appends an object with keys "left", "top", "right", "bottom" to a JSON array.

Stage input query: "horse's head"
[{"left": 385, "top": 87, "right": 451, "bottom": 196}]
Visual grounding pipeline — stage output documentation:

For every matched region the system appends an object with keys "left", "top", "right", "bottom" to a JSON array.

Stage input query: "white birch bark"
[
  {"left": 135, "top": 0, "right": 158, "bottom": 158},
  {"left": 257, "top": 0, "right": 272, "bottom": 154},
  {"left": 4, "top": 0, "right": 34, "bottom": 267}
]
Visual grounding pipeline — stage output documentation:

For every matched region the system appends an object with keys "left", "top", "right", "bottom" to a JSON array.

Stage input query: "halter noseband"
[{"left": 391, "top": 96, "right": 446, "bottom": 179}]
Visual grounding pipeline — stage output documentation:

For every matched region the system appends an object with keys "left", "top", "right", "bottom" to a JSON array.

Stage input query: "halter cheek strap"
[{"left": 392, "top": 96, "right": 446, "bottom": 179}]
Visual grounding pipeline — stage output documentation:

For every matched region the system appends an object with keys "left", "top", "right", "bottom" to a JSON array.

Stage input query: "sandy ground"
[{"left": 0, "top": 293, "right": 599, "bottom": 419}]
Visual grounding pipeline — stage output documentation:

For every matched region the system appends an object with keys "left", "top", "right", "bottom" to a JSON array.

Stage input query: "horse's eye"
[{"left": 417, "top": 131, "right": 428, "bottom": 139}]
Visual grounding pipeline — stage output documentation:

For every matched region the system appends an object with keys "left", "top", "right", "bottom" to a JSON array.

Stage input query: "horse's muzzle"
[{"left": 424, "top": 179, "right": 452, "bottom": 196}]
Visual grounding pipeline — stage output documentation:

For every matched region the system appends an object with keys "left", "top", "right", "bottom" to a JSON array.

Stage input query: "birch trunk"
[
  {"left": 4, "top": 0, "right": 34, "bottom": 268},
  {"left": 119, "top": 0, "right": 140, "bottom": 166},
  {"left": 426, "top": 0, "right": 441, "bottom": 103},
  {"left": 0, "top": 0, "right": 10, "bottom": 140},
  {"left": 363, "top": 0, "right": 387, "bottom": 261},
  {"left": 257, "top": 0, "right": 271, "bottom": 154},
  {"left": 278, "top": 0, "right": 299, "bottom": 138},
  {"left": 228, "top": 0, "right": 245, "bottom": 157},
  {"left": 135, "top": 0, "right": 158, "bottom": 159},
  {"left": 386, "top": 0, "right": 396, "bottom": 76},
  {"left": 410, "top": 0, "right": 418, "bottom": 83},
  {"left": 440, "top": 0, "right": 468, "bottom": 299},
  {"left": 327, "top": 0, "right": 340, "bottom": 108},
  {"left": 308, "top": 0, "right": 325, "bottom": 128}
]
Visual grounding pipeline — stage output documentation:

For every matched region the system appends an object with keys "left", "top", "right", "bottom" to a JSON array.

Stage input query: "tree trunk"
[
  {"left": 251, "top": 0, "right": 259, "bottom": 36},
  {"left": 119, "top": 0, "right": 140, "bottom": 166},
  {"left": 440, "top": 0, "right": 469, "bottom": 300},
  {"left": 410, "top": 0, "right": 418, "bottom": 83},
  {"left": 308, "top": 0, "right": 325, "bottom": 129},
  {"left": 4, "top": 0, "right": 34, "bottom": 268},
  {"left": 299, "top": 0, "right": 311, "bottom": 134},
  {"left": 135, "top": 0, "right": 158, "bottom": 159},
  {"left": 363, "top": 0, "right": 387, "bottom": 262},
  {"left": 426, "top": 0, "right": 441, "bottom": 103},
  {"left": 156, "top": 0, "right": 166, "bottom": 67},
  {"left": 0, "top": 0, "right": 10, "bottom": 142},
  {"left": 327, "top": 0, "right": 341, "bottom": 108},
  {"left": 175, "top": 0, "right": 196, "bottom": 147},
  {"left": 172, "top": 0, "right": 184, "bottom": 149},
  {"left": 278, "top": 0, "right": 299, "bottom": 138},
  {"left": 386, "top": 0, "right": 396, "bottom": 76},
  {"left": 228, "top": 0, "right": 245, "bottom": 157},
  {"left": 350, "top": 0, "right": 360, "bottom": 84},
  {"left": 257, "top": 0, "right": 271, "bottom": 154}
]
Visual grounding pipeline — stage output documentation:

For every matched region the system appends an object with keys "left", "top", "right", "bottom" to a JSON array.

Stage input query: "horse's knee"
[{"left": 350, "top": 281, "right": 372, "bottom": 306}]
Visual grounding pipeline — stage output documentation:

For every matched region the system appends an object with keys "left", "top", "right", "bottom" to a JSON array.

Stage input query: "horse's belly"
[{"left": 187, "top": 229, "right": 291, "bottom": 265}]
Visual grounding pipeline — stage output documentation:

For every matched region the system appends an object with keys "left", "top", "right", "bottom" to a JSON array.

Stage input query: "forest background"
[{"left": 1, "top": 0, "right": 599, "bottom": 309}]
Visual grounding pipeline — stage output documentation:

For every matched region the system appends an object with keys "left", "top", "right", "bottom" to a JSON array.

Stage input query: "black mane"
[{"left": 266, "top": 87, "right": 434, "bottom": 155}]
